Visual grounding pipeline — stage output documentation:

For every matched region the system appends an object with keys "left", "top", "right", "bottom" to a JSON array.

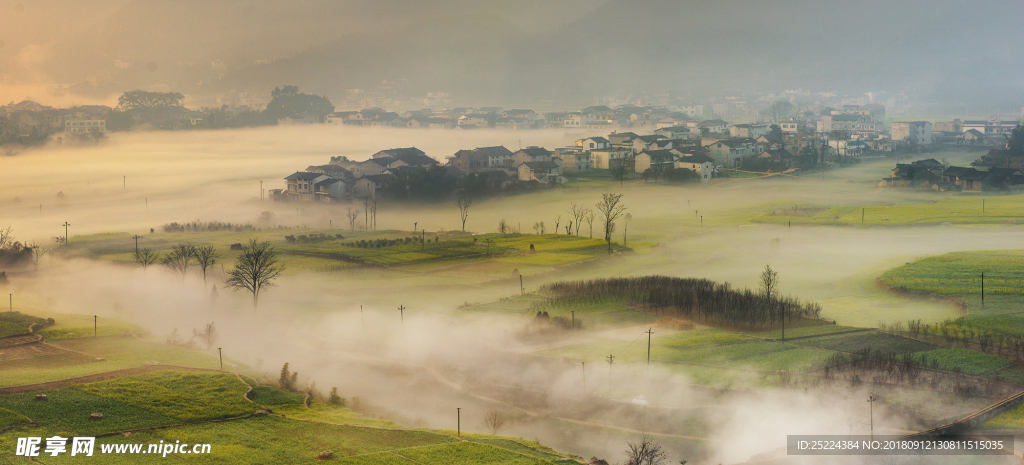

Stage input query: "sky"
[{"left": 2, "top": 0, "right": 1023, "bottom": 110}]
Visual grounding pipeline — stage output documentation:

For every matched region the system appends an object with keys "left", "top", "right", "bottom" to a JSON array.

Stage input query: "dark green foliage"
[
  {"left": 251, "top": 386, "right": 306, "bottom": 406},
  {"left": 117, "top": 90, "right": 184, "bottom": 110},
  {"left": 163, "top": 221, "right": 255, "bottom": 233},
  {"left": 0, "top": 311, "right": 46, "bottom": 337},
  {"left": 264, "top": 85, "right": 334, "bottom": 121},
  {"left": 328, "top": 387, "right": 344, "bottom": 406},
  {"left": 540, "top": 276, "right": 823, "bottom": 329}
]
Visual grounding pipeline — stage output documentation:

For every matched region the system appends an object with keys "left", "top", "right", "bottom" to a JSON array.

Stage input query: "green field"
[
  {"left": 755, "top": 194, "right": 1024, "bottom": 226},
  {"left": 0, "top": 388, "right": 179, "bottom": 435},
  {"left": 791, "top": 331, "right": 936, "bottom": 354},
  {"left": 912, "top": 348, "right": 1014, "bottom": 376},
  {"left": 62, "top": 229, "right": 623, "bottom": 274},
  {"left": 0, "top": 312, "right": 45, "bottom": 338},
  {"left": 880, "top": 250, "right": 1024, "bottom": 297},
  {"left": 73, "top": 371, "right": 256, "bottom": 422},
  {"left": 0, "top": 336, "right": 223, "bottom": 389}
]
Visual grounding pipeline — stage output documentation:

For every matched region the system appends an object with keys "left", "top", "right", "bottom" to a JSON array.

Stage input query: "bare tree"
[
  {"left": 611, "top": 160, "right": 629, "bottom": 187},
  {"left": 370, "top": 197, "right": 378, "bottom": 231},
  {"left": 584, "top": 210, "right": 595, "bottom": 238},
  {"left": 456, "top": 196, "right": 474, "bottom": 231},
  {"left": 498, "top": 219, "right": 509, "bottom": 234},
  {"left": 225, "top": 239, "right": 284, "bottom": 310},
  {"left": 27, "top": 242, "right": 46, "bottom": 265},
  {"left": 759, "top": 264, "right": 779, "bottom": 300},
  {"left": 192, "top": 322, "right": 218, "bottom": 349},
  {"left": 596, "top": 193, "right": 626, "bottom": 253},
  {"left": 568, "top": 203, "right": 589, "bottom": 236},
  {"left": 195, "top": 245, "right": 219, "bottom": 285},
  {"left": 623, "top": 435, "right": 668, "bottom": 465},
  {"left": 162, "top": 243, "right": 197, "bottom": 280},
  {"left": 0, "top": 227, "right": 13, "bottom": 249},
  {"left": 762, "top": 100, "right": 794, "bottom": 123},
  {"left": 482, "top": 409, "right": 508, "bottom": 435},
  {"left": 134, "top": 248, "right": 160, "bottom": 269},
  {"left": 346, "top": 208, "right": 360, "bottom": 231},
  {"left": 533, "top": 221, "right": 545, "bottom": 234},
  {"left": 554, "top": 215, "right": 561, "bottom": 233}
]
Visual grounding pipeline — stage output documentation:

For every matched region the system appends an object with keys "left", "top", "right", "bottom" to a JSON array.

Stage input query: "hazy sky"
[{"left": 2, "top": 0, "right": 1022, "bottom": 109}]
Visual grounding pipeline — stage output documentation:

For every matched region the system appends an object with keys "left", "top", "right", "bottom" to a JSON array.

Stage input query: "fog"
[
  {"left": 2, "top": 0, "right": 1023, "bottom": 109},
  {"left": 3, "top": 126, "right": 1022, "bottom": 463}
]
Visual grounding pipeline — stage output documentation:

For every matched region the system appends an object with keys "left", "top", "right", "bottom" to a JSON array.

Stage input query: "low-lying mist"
[{"left": 3, "top": 127, "right": 1021, "bottom": 463}]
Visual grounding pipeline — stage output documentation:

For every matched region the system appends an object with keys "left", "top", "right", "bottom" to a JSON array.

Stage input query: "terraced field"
[{"left": 63, "top": 229, "right": 624, "bottom": 274}]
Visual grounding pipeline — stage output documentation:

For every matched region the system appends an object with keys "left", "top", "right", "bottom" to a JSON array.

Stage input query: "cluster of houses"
[{"left": 882, "top": 158, "right": 1024, "bottom": 191}]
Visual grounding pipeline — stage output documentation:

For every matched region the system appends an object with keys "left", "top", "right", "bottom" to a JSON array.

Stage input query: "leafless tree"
[
  {"left": 134, "top": 248, "right": 160, "bottom": 269},
  {"left": 27, "top": 242, "right": 46, "bottom": 265},
  {"left": 482, "top": 409, "right": 508, "bottom": 435},
  {"left": 192, "top": 322, "right": 218, "bottom": 349},
  {"left": 0, "top": 227, "right": 13, "bottom": 249},
  {"left": 584, "top": 210, "right": 595, "bottom": 238},
  {"left": 498, "top": 219, "right": 509, "bottom": 234},
  {"left": 225, "top": 239, "right": 284, "bottom": 310},
  {"left": 623, "top": 435, "right": 668, "bottom": 465},
  {"left": 533, "top": 221, "right": 545, "bottom": 234},
  {"left": 760, "top": 264, "right": 779, "bottom": 300},
  {"left": 195, "top": 245, "right": 219, "bottom": 285},
  {"left": 762, "top": 100, "right": 794, "bottom": 123},
  {"left": 370, "top": 197, "right": 378, "bottom": 231},
  {"left": 456, "top": 196, "right": 474, "bottom": 231},
  {"left": 162, "top": 243, "right": 197, "bottom": 280},
  {"left": 568, "top": 203, "right": 589, "bottom": 236},
  {"left": 346, "top": 208, "right": 360, "bottom": 231},
  {"left": 554, "top": 214, "right": 561, "bottom": 233},
  {"left": 596, "top": 193, "right": 626, "bottom": 253}
]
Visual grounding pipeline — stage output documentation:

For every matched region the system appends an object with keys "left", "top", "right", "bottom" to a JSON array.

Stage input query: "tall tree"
[
  {"left": 596, "top": 193, "right": 627, "bottom": 253},
  {"left": 116, "top": 90, "right": 185, "bottom": 110},
  {"left": 195, "top": 245, "right": 219, "bottom": 285},
  {"left": 225, "top": 239, "right": 284, "bottom": 310},
  {"left": 134, "top": 248, "right": 160, "bottom": 269},
  {"left": 162, "top": 243, "right": 197, "bottom": 281},
  {"left": 264, "top": 85, "right": 334, "bottom": 122},
  {"left": 456, "top": 196, "right": 473, "bottom": 231}
]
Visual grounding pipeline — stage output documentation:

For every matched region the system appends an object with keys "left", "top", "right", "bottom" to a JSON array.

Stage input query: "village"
[{"left": 272, "top": 103, "right": 1024, "bottom": 202}]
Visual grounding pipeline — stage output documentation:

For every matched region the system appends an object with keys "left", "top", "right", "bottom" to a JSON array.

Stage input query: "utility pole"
[
  {"left": 218, "top": 348, "right": 223, "bottom": 370},
  {"left": 607, "top": 354, "right": 614, "bottom": 384},
  {"left": 571, "top": 311, "right": 575, "bottom": 330},
  {"left": 132, "top": 235, "right": 141, "bottom": 255},
  {"left": 94, "top": 315, "right": 97, "bottom": 338},
  {"left": 360, "top": 305, "right": 365, "bottom": 333},
  {"left": 646, "top": 328, "right": 653, "bottom": 368},
  {"left": 260, "top": 180, "right": 263, "bottom": 200},
  {"left": 981, "top": 272, "right": 985, "bottom": 304},
  {"left": 694, "top": 210, "right": 698, "bottom": 220},
  {"left": 63, "top": 222, "right": 70, "bottom": 243},
  {"left": 8, "top": 294, "right": 11, "bottom": 312},
  {"left": 414, "top": 222, "right": 417, "bottom": 232},
  {"left": 983, "top": 199, "right": 985, "bottom": 212},
  {"left": 700, "top": 216, "right": 703, "bottom": 227},
  {"left": 519, "top": 275, "right": 524, "bottom": 295},
  {"left": 457, "top": 408, "right": 461, "bottom": 437},
  {"left": 329, "top": 220, "right": 332, "bottom": 229},
  {"left": 123, "top": 175, "right": 126, "bottom": 191},
  {"left": 862, "top": 208, "right": 865, "bottom": 224},
  {"left": 398, "top": 305, "right": 405, "bottom": 331},
  {"left": 868, "top": 394, "right": 877, "bottom": 441},
  {"left": 580, "top": 361, "right": 587, "bottom": 396}
]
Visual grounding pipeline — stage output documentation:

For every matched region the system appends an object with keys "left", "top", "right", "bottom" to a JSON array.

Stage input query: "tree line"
[{"left": 539, "top": 275, "right": 822, "bottom": 328}]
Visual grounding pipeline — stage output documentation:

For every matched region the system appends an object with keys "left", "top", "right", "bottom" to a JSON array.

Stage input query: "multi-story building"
[
  {"left": 891, "top": 121, "right": 933, "bottom": 145},
  {"left": 63, "top": 117, "right": 106, "bottom": 135}
]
